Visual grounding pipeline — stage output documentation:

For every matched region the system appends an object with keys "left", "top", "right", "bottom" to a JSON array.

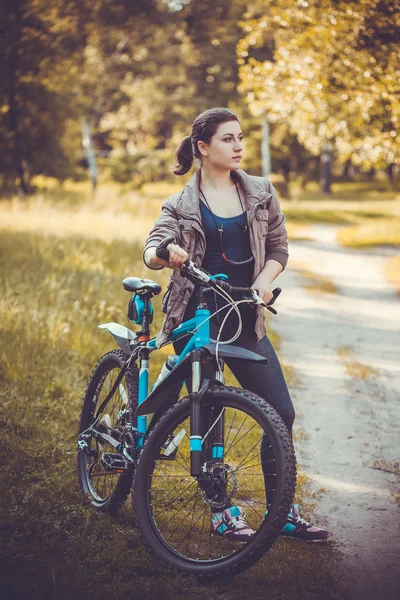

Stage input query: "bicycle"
[{"left": 77, "top": 236, "right": 296, "bottom": 577}]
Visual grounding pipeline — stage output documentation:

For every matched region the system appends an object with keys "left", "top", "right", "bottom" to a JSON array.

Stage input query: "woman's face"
[{"left": 199, "top": 120, "right": 244, "bottom": 171}]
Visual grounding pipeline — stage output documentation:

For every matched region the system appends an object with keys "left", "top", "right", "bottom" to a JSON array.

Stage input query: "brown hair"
[{"left": 173, "top": 107, "right": 239, "bottom": 176}]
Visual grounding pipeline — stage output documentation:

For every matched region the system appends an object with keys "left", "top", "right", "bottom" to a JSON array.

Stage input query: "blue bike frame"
[{"left": 135, "top": 306, "right": 211, "bottom": 449}]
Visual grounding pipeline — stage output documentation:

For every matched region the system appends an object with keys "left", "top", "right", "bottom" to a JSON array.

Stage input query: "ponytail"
[{"left": 173, "top": 135, "right": 193, "bottom": 176}]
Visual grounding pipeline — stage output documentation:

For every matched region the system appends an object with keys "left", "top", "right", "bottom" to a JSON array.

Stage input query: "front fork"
[{"left": 189, "top": 350, "right": 225, "bottom": 477}]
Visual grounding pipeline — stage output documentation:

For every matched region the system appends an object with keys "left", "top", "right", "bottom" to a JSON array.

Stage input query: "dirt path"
[{"left": 274, "top": 225, "right": 400, "bottom": 600}]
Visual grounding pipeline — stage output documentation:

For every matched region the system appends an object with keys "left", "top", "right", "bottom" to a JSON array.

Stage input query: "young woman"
[{"left": 143, "top": 107, "right": 329, "bottom": 542}]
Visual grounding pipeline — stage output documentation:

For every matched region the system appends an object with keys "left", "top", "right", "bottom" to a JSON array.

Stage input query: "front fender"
[
  {"left": 136, "top": 353, "right": 192, "bottom": 417},
  {"left": 98, "top": 322, "right": 138, "bottom": 355}
]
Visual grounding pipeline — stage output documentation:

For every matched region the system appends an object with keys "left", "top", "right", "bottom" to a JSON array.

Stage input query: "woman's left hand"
[
  {"left": 252, "top": 259, "right": 283, "bottom": 306},
  {"left": 251, "top": 284, "right": 273, "bottom": 306}
]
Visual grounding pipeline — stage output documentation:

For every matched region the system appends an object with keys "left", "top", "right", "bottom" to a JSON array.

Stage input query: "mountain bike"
[{"left": 77, "top": 236, "right": 296, "bottom": 577}]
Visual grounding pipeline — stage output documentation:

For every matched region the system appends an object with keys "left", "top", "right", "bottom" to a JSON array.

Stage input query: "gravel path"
[{"left": 274, "top": 225, "right": 400, "bottom": 600}]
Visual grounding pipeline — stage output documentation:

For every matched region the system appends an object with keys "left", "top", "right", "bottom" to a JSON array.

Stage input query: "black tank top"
[{"left": 183, "top": 201, "right": 256, "bottom": 337}]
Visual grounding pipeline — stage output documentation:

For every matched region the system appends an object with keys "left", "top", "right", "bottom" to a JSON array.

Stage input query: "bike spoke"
[
  {"left": 224, "top": 413, "right": 249, "bottom": 455},
  {"left": 144, "top": 395, "right": 288, "bottom": 565},
  {"left": 225, "top": 422, "right": 257, "bottom": 456},
  {"left": 224, "top": 410, "right": 237, "bottom": 450}
]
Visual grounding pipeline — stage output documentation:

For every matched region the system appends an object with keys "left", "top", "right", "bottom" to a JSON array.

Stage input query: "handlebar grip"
[
  {"left": 267, "top": 287, "right": 281, "bottom": 306},
  {"left": 214, "top": 279, "right": 232, "bottom": 293},
  {"left": 155, "top": 236, "right": 175, "bottom": 261}
]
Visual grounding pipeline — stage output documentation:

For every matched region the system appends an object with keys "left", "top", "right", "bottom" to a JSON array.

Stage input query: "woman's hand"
[
  {"left": 251, "top": 283, "right": 273, "bottom": 306},
  {"left": 164, "top": 243, "right": 189, "bottom": 270},
  {"left": 252, "top": 259, "right": 283, "bottom": 305},
  {"left": 145, "top": 245, "right": 188, "bottom": 270}
]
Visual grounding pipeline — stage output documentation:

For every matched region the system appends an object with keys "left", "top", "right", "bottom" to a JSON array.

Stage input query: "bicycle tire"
[
  {"left": 77, "top": 350, "right": 138, "bottom": 514},
  {"left": 133, "top": 384, "right": 296, "bottom": 577}
]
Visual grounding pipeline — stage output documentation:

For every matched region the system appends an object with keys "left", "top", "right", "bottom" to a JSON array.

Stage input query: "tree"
[
  {"left": 0, "top": 0, "right": 89, "bottom": 192},
  {"left": 238, "top": 0, "right": 400, "bottom": 175}
]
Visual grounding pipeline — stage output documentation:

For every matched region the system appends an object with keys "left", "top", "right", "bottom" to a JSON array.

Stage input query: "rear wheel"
[
  {"left": 133, "top": 385, "right": 296, "bottom": 577},
  {"left": 77, "top": 350, "right": 138, "bottom": 514}
]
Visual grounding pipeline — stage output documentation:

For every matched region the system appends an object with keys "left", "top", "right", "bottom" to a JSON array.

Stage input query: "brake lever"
[{"left": 251, "top": 287, "right": 281, "bottom": 315}]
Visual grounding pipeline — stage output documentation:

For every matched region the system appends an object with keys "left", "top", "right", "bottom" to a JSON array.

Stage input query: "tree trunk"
[
  {"left": 261, "top": 114, "right": 271, "bottom": 178},
  {"left": 8, "top": 2, "right": 28, "bottom": 196},
  {"left": 320, "top": 142, "right": 333, "bottom": 194}
]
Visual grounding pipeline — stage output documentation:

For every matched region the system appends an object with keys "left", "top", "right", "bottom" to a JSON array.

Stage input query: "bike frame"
[{"left": 135, "top": 299, "right": 224, "bottom": 476}]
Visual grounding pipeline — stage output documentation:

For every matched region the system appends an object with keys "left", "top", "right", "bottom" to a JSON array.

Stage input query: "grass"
[
  {"left": 336, "top": 347, "right": 378, "bottom": 381},
  {"left": 291, "top": 263, "right": 339, "bottom": 295},
  {"left": 371, "top": 459, "right": 400, "bottom": 507},
  {"left": 282, "top": 180, "right": 400, "bottom": 294},
  {"left": 337, "top": 219, "right": 400, "bottom": 248},
  {"left": 282, "top": 180, "right": 400, "bottom": 228},
  {"left": 0, "top": 191, "right": 337, "bottom": 600}
]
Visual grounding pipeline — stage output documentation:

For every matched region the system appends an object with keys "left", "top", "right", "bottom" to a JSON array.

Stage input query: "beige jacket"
[{"left": 143, "top": 169, "right": 289, "bottom": 347}]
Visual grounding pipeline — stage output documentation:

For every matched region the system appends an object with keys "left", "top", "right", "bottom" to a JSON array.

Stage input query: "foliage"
[
  {"left": 0, "top": 0, "right": 90, "bottom": 190},
  {"left": 238, "top": 0, "right": 400, "bottom": 169},
  {"left": 2, "top": 0, "right": 398, "bottom": 192},
  {"left": 98, "top": 149, "right": 176, "bottom": 187}
]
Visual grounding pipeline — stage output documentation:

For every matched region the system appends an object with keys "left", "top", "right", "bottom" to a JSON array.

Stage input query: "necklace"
[{"left": 199, "top": 180, "right": 254, "bottom": 266}]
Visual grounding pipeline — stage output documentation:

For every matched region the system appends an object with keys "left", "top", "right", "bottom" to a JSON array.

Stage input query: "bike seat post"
[
  {"left": 137, "top": 295, "right": 152, "bottom": 448},
  {"left": 138, "top": 295, "right": 151, "bottom": 342}
]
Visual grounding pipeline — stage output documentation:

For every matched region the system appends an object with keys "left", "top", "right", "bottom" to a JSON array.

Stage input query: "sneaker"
[
  {"left": 211, "top": 506, "right": 255, "bottom": 542},
  {"left": 281, "top": 503, "right": 329, "bottom": 542}
]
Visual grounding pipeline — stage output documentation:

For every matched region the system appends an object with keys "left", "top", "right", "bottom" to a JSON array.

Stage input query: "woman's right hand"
[
  {"left": 145, "top": 245, "right": 188, "bottom": 270},
  {"left": 164, "top": 243, "right": 188, "bottom": 269}
]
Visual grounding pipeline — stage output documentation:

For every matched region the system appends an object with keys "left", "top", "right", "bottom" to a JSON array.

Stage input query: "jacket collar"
[{"left": 175, "top": 169, "right": 271, "bottom": 221}]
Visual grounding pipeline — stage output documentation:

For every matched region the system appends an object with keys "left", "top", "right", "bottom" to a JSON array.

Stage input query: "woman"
[{"left": 143, "top": 107, "right": 329, "bottom": 542}]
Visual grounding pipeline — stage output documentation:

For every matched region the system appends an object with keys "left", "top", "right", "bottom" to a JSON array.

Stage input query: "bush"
[{"left": 99, "top": 150, "right": 175, "bottom": 187}]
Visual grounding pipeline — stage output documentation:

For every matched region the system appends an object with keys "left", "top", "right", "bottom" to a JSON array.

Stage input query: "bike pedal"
[{"left": 101, "top": 453, "right": 128, "bottom": 471}]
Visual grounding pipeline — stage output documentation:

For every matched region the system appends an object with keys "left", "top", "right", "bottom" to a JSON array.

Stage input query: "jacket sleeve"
[
  {"left": 142, "top": 199, "right": 180, "bottom": 270},
  {"left": 264, "top": 180, "right": 289, "bottom": 269}
]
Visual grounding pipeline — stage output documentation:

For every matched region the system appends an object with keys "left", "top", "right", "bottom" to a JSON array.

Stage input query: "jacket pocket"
[
  {"left": 178, "top": 219, "right": 196, "bottom": 247},
  {"left": 255, "top": 208, "right": 269, "bottom": 236}
]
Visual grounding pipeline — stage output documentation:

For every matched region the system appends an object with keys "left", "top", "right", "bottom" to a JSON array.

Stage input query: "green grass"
[
  {"left": 337, "top": 220, "right": 400, "bottom": 248},
  {"left": 336, "top": 347, "right": 378, "bottom": 381},
  {"left": 0, "top": 223, "right": 337, "bottom": 600},
  {"left": 283, "top": 180, "right": 400, "bottom": 228},
  {"left": 292, "top": 265, "right": 339, "bottom": 295}
]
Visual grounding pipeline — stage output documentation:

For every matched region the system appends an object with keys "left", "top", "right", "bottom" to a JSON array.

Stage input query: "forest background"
[
  {"left": 0, "top": 1, "right": 399, "bottom": 600},
  {"left": 1, "top": 0, "right": 399, "bottom": 193}
]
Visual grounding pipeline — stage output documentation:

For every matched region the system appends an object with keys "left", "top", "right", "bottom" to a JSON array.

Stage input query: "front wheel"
[
  {"left": 133, "top": 385, "right": 296, "bottom": 577},
  {"left": 77, "top": 350, "right": 138, "bottom": 514}
]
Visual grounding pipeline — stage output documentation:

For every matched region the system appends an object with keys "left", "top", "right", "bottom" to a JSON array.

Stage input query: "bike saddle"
[{"left": 122, "top": 277, "right": 162, "bottom": 296}]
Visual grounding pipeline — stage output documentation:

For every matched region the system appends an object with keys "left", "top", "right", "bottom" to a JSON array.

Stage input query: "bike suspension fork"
[
  {"left": 209, "top": 365, "right": 224, "bottom": 462},
  {"left": 189, "top": 354, "right": 226, "bottom": 476},
  {"left": 189, "top": 349, "right": 207, "bottom": 477}
]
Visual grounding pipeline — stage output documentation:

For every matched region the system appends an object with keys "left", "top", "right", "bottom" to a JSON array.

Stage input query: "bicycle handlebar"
[{"left": 155, "top": 237, "right": 281, "bottom": 314}]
